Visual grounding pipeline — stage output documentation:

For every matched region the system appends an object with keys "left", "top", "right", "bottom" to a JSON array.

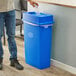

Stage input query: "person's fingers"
[
  {"left": 30, "top": 2, "right": 35, "bottom": 7},
  {"left": 30, "top": 1, "right": 39, "bottom": 7},
  {"left": 33, "top": 3, "right": 36, "bottom": 7},
  {"left": 33, "top": 2, "right": 39, "bottom": 7},
  {"left": 35, "top": 3, "right": 39, "bottom": 6}
]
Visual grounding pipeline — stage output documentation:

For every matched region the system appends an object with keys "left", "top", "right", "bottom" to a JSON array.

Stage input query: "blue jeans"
[{"left": 0, "top": 10, "right": 17, "bottom": 59}]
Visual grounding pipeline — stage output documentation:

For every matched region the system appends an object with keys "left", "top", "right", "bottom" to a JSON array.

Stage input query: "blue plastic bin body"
[{"left": 23, "top": 12, "right": 54, "bottom": 69}]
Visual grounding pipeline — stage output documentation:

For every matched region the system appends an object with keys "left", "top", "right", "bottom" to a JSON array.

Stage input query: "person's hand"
[{"left": 28, "top": 0, "right": 39, "bottom": 7}]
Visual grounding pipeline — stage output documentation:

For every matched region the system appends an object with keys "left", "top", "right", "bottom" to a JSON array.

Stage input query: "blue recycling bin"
[{"left": 23, "top": 12, "right": 54, "bottom": 69}]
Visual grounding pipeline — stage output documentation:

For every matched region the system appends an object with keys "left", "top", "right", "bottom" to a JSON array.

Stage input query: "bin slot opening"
[{"left": 28, "top": 12, "right": 36, "bottom": 14}]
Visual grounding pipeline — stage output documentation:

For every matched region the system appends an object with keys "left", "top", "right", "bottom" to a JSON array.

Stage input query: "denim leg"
[
  {"left": 5, "top": 10, "right": 17, "bottom": 59},
  {"left": 0, "top": 13, "right": 4, "bottom": 58}
]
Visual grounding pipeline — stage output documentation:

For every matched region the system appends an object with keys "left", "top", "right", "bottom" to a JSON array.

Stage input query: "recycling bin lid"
[{"left": 23, "top": 12, "right": 54, "bottom": 25}]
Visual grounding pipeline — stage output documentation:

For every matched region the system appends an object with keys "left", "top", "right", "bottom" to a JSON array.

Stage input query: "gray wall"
[{"left": 28, "top": 3, "right": 76, "bottom": 68}]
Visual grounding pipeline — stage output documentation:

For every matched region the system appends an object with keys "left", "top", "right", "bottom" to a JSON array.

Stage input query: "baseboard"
[{"left": 51, "top": 59, "right": 76, "bottom": 74}]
